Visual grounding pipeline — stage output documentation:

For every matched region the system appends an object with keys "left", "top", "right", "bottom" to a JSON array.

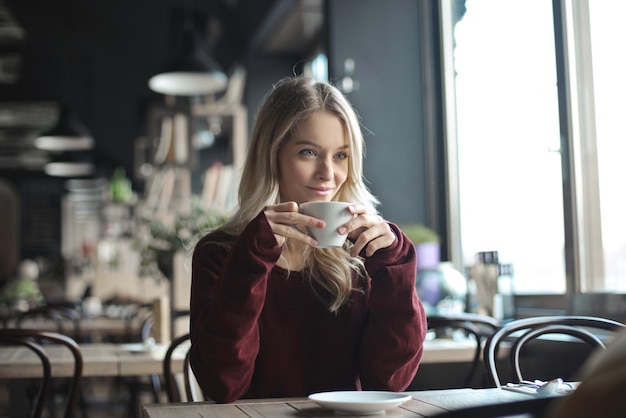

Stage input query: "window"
[
  {"left": 441, "top": 0, "right": 626, "bottom": 294},
  {"left": 583, "top": 1, "right": 626, "bottom": 291}
]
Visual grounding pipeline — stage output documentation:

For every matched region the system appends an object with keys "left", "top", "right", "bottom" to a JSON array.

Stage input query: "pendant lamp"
[
  {"left": 35, "top": 104, "right": 94, "bottom": 152},
  {"left": 148, "top": 13, "right": 227, "bottom": 96},
  {"left": 44, "top": 149, "right": 95, "bottom": 177}
]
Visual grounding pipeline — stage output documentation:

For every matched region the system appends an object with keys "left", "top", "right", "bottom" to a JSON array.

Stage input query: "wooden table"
[
  {"left": 421, "top": 338, "right": 480, "bottom": 363},
  {"left": 0, "top": 337, "right": 483, "bottom": 381},
  {"left": 0, "top": 338, "right": 509, "bottom": 417},
  {"left": 141, "top": 388, "right": 541, "bottom": 417},
  {"left": 0, "top": 341, "right": 188, "bottom": 418},
  {"left": 0, "top": 341, "right": 188, "bottom": 379},
  {"left": 15, "top": 315, "right": 142, "bottom": 341}
]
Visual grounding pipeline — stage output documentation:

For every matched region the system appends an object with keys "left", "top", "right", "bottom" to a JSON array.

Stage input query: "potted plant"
[
  {"left": 136, "top": 197, "right": 227, "bottom": 282},
  {"left": 400, "top": 223, "right": 440, "bottom": 271}
]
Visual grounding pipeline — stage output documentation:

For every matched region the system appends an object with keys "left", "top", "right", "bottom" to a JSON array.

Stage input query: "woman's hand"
[
  {"left": 339, "top": 204, "right": 396, "bottom": 257},
  {"left": 263, "top": 202, "right": 324, "bottom": 247}
]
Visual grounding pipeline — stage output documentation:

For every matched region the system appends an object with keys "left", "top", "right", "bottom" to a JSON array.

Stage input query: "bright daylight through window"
[
  {"left": 442, "top": 0, "right": 626, "bottom": 294},
  {"left": 587, "top": 1, "right": 626, "bottom": 292}
]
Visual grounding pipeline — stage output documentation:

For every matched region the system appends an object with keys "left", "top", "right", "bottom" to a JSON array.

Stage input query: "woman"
[{"left": 189, "top": 76, "right": 427, "bottom": 403}]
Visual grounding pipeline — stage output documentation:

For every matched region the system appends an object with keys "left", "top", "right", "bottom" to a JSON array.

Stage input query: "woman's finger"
[
  {"left": 347, "top": 217, "right": 395, "bottom": 257},
  {"left": 264, "top": 202, "right": 322, "bottom": 246}
]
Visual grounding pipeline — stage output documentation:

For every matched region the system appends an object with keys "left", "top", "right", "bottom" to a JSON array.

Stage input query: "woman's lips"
[{"left": 308, "top": 187, "right": 333, "bottom": 197}]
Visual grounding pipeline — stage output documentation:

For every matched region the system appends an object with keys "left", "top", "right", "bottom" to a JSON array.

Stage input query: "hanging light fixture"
[
  {"left": 148, "top": 9, "right": 227, "bottom": 96},
  {"left": 44, "top": 149, "right": 95, "bottom": 177},
  {"left": 34, "top": 104, "right": 94, "bottom": 152}
]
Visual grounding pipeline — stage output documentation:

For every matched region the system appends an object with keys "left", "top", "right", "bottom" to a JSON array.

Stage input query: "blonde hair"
[{"left": 217, "top": 76, "right": 379, "bottom": 311}]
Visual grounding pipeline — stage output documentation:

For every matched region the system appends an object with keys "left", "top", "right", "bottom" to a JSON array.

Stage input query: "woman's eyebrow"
[
  {"left": 290, "top": 139, "right": 349, "bottom": 151},
  {"left": 290, "top": 139, "right": 319, "bottom": 147}
]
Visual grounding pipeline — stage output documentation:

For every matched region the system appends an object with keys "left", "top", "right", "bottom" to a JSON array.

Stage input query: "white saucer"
[
  {"left": 308, "top": 391, "right": 411, "bottom": 415},
  {"left": 119, "top": 343, "right": 152, "bottom": 353}
]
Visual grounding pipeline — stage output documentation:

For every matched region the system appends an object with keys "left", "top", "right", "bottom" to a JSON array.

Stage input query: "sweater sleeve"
[
  {"left": 358, "top": 223, "right": 427, "bottom": 391},
  {"left": 189, "top": 212, "right": 281, "bottom": 403}
]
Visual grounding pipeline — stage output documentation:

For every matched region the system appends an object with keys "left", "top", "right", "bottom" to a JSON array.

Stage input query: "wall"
[
  {"left": 325, "top": 0, "right": 428, "bottom": 225},
  {"left": 244, "top": 55, "right": 304, "bottom": 133}
]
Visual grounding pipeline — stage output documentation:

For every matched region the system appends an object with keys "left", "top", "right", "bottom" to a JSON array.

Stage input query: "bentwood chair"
[
  {"left": 163, "top": 333, "right": 203, "bottom": 402},
  {"left": 483, "top": 315, "right": 625, "bottom": 388},
  {"left": 10, "top": 304, "right": 88, "bottom": 417},
  {"left": 122, "top": 313, "right": 163, "bottom": 418},
  {"left": 137, "top": 309, "right": 191, "bottom": 399},
  {"left": 427, "top": 312, "right": 500, "bottom": 386},
  {"left": 0, "top": 329, "right": 83, "bottom": 418}
]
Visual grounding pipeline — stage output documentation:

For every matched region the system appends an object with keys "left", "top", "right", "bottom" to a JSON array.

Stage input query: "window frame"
[{"left": 437, "top": 0, "right": 626, "bottom": 320}]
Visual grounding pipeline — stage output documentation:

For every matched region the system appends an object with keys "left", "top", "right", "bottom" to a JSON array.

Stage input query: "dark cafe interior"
[{"left": 1, "top": 0, "right": 625, "bottom": 417}]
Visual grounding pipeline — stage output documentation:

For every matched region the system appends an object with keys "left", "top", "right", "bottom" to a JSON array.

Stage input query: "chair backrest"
[
  {"left": 0, "top": 328, "right": 83, "bottom": 418},
  {"left": 427, "top": 313, "right": 500, "bottom": 386},
  {"left": 163, "top": 333, "right": 202, "bottom": 402},
  {"left": 141, "top": 307, "right": 190, "bottom": 343},
  {"left": 483, "top": 315, "right": 625, "bottom": 388},
  {"left": 183, "top": 349, "right": 203, "bottom": 402}
]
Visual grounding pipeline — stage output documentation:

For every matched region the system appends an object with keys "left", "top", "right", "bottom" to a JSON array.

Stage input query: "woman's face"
[{"left": 278, "top": 111, "right": 349, "bottom": 204}]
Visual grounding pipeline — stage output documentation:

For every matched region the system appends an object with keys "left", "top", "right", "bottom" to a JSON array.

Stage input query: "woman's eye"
[
  {"left": 300, "top": 149, "right": 316, "bottom": 157},
  {"left": 335, "top": 152, "right": 349, "bottom": 160}
]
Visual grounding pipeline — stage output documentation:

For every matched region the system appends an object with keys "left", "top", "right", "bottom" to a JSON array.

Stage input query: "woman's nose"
[{"left": 316, "top": 158, "right": 333, "bottom": 180}]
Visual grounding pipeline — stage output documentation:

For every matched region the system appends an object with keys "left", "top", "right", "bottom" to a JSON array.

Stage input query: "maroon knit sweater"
[{"left": 189, "top": 212, "right": 426, "bottom": 403}]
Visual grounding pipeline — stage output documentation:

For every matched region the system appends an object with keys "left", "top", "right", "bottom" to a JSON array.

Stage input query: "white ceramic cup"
[{"left": 299, "top": 201, "right": 354, "bottom": 248}]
